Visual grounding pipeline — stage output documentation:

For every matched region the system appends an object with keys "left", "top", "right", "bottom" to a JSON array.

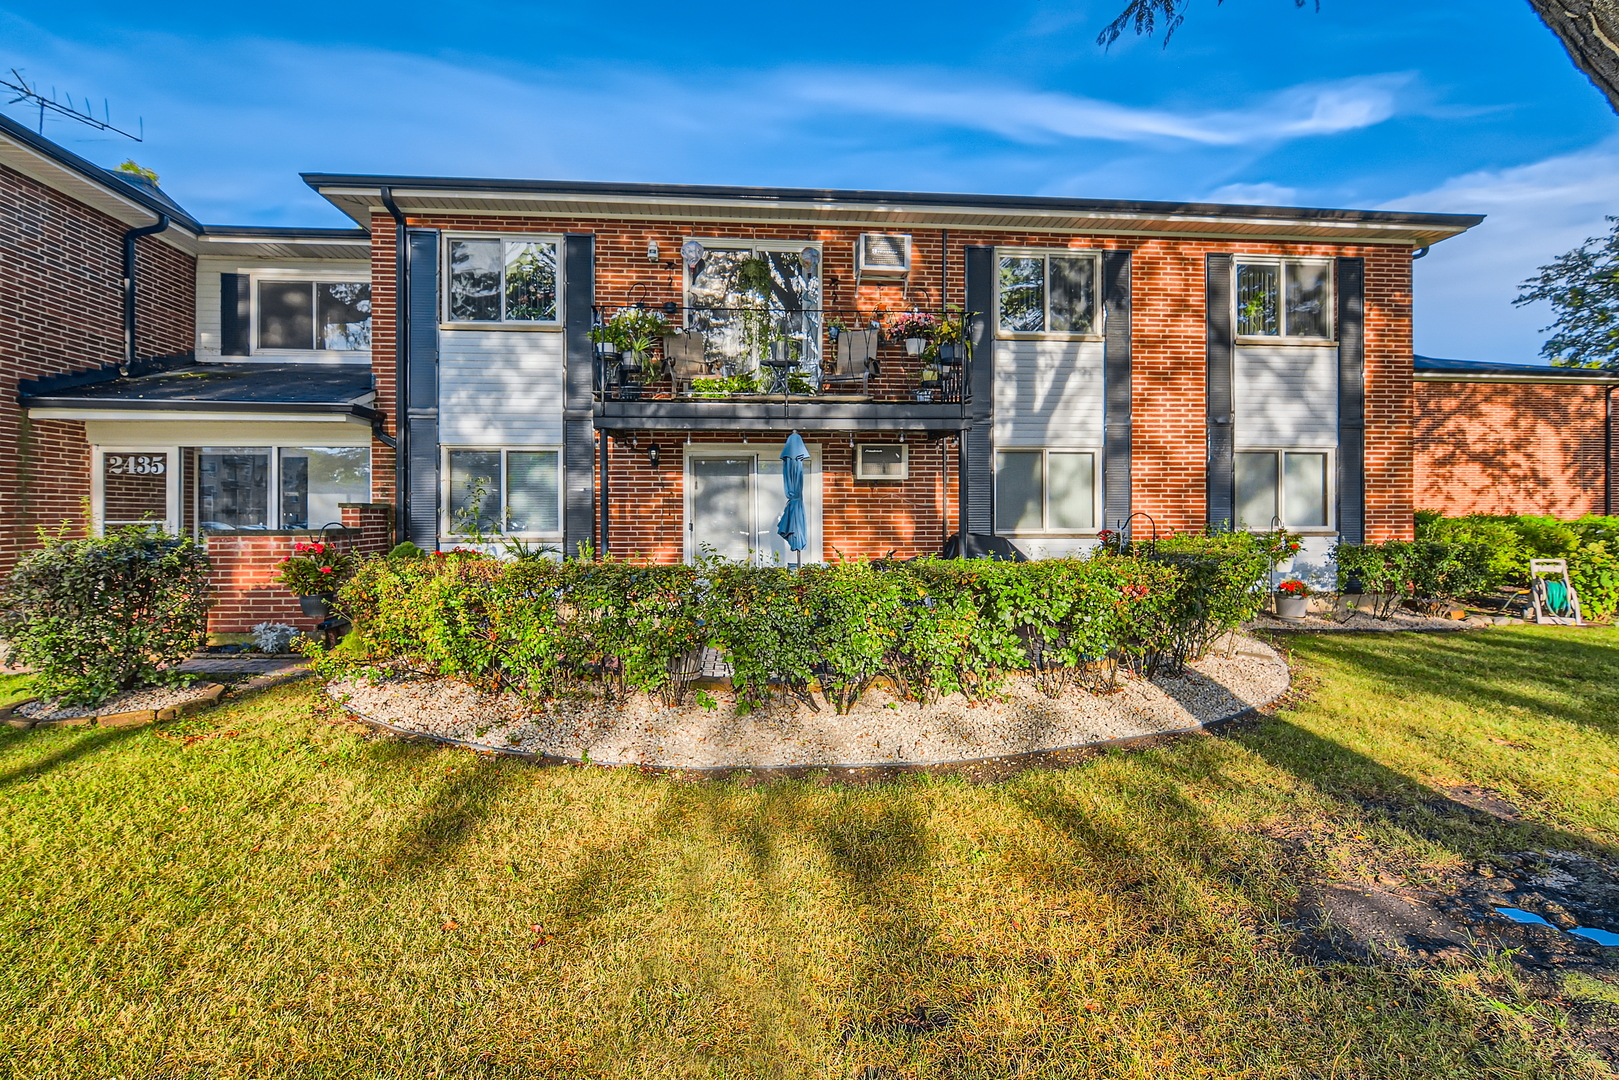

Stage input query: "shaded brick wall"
[
  {"left": 205, "top": 510, "right": 391, "bottom": 633},
  {"left": 1414, "top": 379, "right": 1612, "bottom": 517},
  {"left": 0, "top": 160, "right": 195, "bottom": 574},
  {"left": 368, "top": 212, "right": 1418, "bottom": 555}
]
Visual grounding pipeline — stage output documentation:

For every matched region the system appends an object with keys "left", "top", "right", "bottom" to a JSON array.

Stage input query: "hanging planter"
[{"left": 904, "top": 337, "right": 926, "bottom": 356}]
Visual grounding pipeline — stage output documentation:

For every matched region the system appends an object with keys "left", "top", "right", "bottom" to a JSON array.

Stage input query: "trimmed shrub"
[
  {"left": 1412, "top": 512, "right": 1619, "bottom": 619},
  {"left": 0, "top": 528, "right": 211, "bottom": 705},
  {"left": 321, "top": 541, "right": 1271, "bottom": 713}
]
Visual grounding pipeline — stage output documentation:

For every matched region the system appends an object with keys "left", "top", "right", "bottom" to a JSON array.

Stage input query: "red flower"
[{"left": 318, "top": 566, "right": 335, "bottom": 574}]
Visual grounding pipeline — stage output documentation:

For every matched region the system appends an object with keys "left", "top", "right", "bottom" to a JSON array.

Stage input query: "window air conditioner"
[{"left": 857, "top": 233, "right": 912, "bottom": 277}]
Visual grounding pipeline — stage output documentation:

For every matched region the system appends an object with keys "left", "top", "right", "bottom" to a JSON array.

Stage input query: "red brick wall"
[
  {"left": 368, "top": 212, "right": 1417, "bottom": 555},
  {"left": 205, "top": 512, "right": 391, "bottom": 633},
  {"left": 1414, "top": 379, "right": 1612, "bottom": 517},
  {"left": 0, "top": 160, "right": 195, "bottom": 574}
]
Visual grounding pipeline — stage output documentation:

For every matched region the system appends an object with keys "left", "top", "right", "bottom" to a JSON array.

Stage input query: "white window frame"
[
  {"left": 992, "top": 447, "right": 1103, "bottom": 535},
  {"left": 441, "top": 233, "right": 565, "bottom": 330},
  {"left": 92, "top": 445, "right": 181, "bottom": 537},
  {"left": 993, "top": 247, "right": 1104, "bottom": 341},
  {"left": 1233, "top": 447, "right": 1336, "bottom": 533},
  {"left": 1232, "top": 257, "right": 1335, "bottom": 345},
  {"left": 440, "top": 445, "right": 565, "bottom": 540},
  {"left": 680, "top": 238, "right": 823, "bottom": 365},
  {"left": 854, "top": 443, "right": 909, "bottom": 481},
  {"left": 187, "top": 445, "right": 374, "bottom": 534},
  {"left": 248, "top": 271, "right": 374, "bottom": 359}
]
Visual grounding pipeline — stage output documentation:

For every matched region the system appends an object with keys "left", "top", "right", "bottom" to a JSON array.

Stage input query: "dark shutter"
[
  {"left": 1102, "top": 250, "right": 1133, "bottom": 531},
  {"left": 563, "top": 234, "right": 596, "bottom": 558},
  {"left": 406, "top": 229, "right": 440, "bottom": 550},
  {"left": 1336, "top": 257, "right": 1366, "bottom": 544},
  {"left": 964, "top": 245, "right": 996, "bottom": 534},
  {"left": 220, "top": 273, "right": 251, "bottom": 355},
  {"left": 1206, "top": 254, "right": 1235, "bottom": 528}
]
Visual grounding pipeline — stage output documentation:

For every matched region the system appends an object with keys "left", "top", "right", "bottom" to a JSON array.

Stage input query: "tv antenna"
[{"left": 2, "top": 69, "right": 143, "bottom": 141}]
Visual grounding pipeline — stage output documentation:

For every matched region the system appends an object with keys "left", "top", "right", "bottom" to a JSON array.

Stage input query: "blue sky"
[{"left": 3, "top": 0, "right": 1615, "bottom": 363}]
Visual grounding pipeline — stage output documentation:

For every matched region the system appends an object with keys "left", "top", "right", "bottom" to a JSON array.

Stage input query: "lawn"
[{"left": 1, "top": 626, "right": 1616, "bottom": 1079}]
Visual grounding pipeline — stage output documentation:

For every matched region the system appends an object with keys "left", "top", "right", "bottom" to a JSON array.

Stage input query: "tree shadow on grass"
[
  {"left": 1282, "top": 630, "right": 1619, "bottom": 736},
  {"left": 379, "top": 751, "right": 528, "bottom": 872},
  {"left": 0, "top": 725, "right": 146, "bottom": 790}
]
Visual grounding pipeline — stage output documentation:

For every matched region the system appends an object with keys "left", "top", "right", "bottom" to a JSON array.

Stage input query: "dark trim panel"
[
  {"left": 405, "top": 229, "right": 440, "bottom": 550},
  {"left": 220, "top": 273, "right": 251, "bottom": 356},
  {"left": 1336, "top": 257, "right": 1366, "bottom": 545},
  {"left": 20, "top": 398, "right": 377, "bottom": 420},
  {"left": 1205, "top": 253, "right": 1235, "bottom": 528},
  {"left": 593, "top": 401, "right": 970, "bottom": 432},
  {"left": 563, "top": 235, "right": 596, "bottom": 558},
  {"left": 1102, "top": 249, "right": 1132, "bottom": 531},
  {"left": 964, "top": 245, "right": 995, "bottom": 534}
]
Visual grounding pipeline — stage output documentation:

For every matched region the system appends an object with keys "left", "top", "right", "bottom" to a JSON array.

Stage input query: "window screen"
[
  {"left": 998, "top": 257, "right": 1045, "bottom": 332},
  {"left": 257, "top": 281, "right": 314, "bottom": 349},
  {"left": 448, "top": 450, "right": 502, "bottom": 534},
  {"left": 1284, "top": 263, "right": 1331, "bottom": 339},
  {"left": 1235, "top": 264, "right": 1280, "bottom": 338},
  {"left": 1047, "top": 452, "right": 1095, "bottom": 530},
  {"left": 280, "top": 447, "right": 371, "bottom": 530},
  {"left": 1049, "top": 256, "right": 1096, "bottom": 334},
  {"left": 317, "top": 283, "right": 372, "bottom": 350},
  {"left": 198, "top": 448, "right": 270, "bottom": 530},
  {"left": 448, "top": 240, "right": 502, "bottom": 321},
  {"left": 504, "top": 241, "right": 558, "bottom": 322},
  {"left": 505, "top": 451, "right": 559, "bottom": 533},
  {"left": 1283, "top": 452, "right": 1328, "bottom": 527},
  {"left": 1234, "top": 451, "right": 1279, "bottom": 529},
  {"left": 995, "top": 451, "right": 1043, "bottom": 532}
]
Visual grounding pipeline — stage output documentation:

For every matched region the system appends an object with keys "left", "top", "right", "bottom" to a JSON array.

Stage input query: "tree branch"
[{"left": 1524, "top": 0, "right": 1619, "bottom": 115}]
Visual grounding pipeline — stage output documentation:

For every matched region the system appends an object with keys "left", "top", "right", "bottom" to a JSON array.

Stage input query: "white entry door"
[{"left": 686, "top": 448, "right": 819, "bottom": 565}]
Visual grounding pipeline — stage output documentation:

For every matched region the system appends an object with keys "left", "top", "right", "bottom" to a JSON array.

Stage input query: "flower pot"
[
  {"left": 1275, "top": 594, "right": 1309, "bottom": 619},
  {"left": 937, "top": 343, "right": 958, "bottom": 362},
  {"left": 298, "top": 593, "right": 336, "bottom": 619},
  {"left": 914, "top": 389, "right": 934, "bottom": 403},
  {"left": 904, "top": 337, "right": 927, "bottom": 356}
]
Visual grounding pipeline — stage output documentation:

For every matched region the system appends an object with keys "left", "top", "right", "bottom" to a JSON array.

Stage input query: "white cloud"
[
  {"left": 1205, "top": 182, "right": 1301, "bottom": 205},
  {"left": 791, "top": 72, "right": 1414, "bottom": 146},
  {"left": 1383, "top": 137, "right": 1619, "bottom": 363}
]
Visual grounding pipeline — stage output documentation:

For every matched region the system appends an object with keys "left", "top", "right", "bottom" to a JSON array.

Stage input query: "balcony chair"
[
  {"left": 822, "top": 327, "right": 879, "bottom": 396},
  {"left": 662, "top": 330, "right": 717, "bottom": 396}
]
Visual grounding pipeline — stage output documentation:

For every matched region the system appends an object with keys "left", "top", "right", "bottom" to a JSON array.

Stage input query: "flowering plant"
[
  {"left": 275, "top": 540, "right": 359, "bottom": 595},
  {"left": 1276, "top": 578, "right": 1313, "bottom": 596},
  {"left": 888, "top": 311, "right": 938, "bottom": 341}
]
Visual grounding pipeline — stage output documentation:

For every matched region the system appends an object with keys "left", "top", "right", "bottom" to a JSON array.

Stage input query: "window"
[
  {"left": 446, "top": 238, "right": 559, "bottom": 323},
  {"left": 196, "top": 446, "right": 370, "bottom": 531},
  {"left": 256, "top": 280, "right": 371, "bottom": 351},
  {"left": 1234, "top": 450, "right": 1330, "bottom": 529},
  {"left": 1234, "top": 259, "right": 1332, "bottom": 339},
  {"left": 855, "top": 444, "right": 908, "bottom": 480},
  {"left": 994, "top": 449, "right": 1097, "bottom": 532},
  {"left": 446, "top": 449, "right": 561, "bottom": 536},
  {"left": 101, "top": 452, "right": 170, "bottom": 530},
  {"left": 684, "top": 242, "right": 821, "bottom": 374},
  {"left": 997, "top": 251, "right": 1098, "bottom": 335}
]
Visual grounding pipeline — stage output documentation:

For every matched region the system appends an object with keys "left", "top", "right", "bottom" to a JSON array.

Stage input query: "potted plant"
[
  {"left": 275, "top": 540, "right": 359, "bottom": 619},
  {"left": 1275, "top": 578, "right": 1312, "bottom": 619},
  {"left": 592, "top": 308, "right": 670, "bottom": 399},
  {"left": 889, "top": 311, "right": 938, "bottom": 356}
]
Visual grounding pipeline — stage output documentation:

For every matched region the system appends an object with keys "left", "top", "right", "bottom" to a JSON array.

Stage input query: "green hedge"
[
  {"left": 1414, "top": 512, "right": 1619, "bottom": 619},
  {"left": 321, "top": 534, "right": 1286, "bottom": 713}
]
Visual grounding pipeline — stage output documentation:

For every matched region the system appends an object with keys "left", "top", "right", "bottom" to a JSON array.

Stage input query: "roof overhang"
[
  {"left": 304, "top": 174, "right": 1483, "bottom": 248},
  {"left": 1413, "top": 356, "right": 1619, "bottom": 385},
  {"left": 24, "top": 401, "right": 378, "bottom": 423},
  {"left": 196, "top": 225, "right": 373, "bottom": 262}
]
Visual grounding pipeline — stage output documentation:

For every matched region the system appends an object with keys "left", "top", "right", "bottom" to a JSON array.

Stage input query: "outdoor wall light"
[
  {"left": 647, "top": 444, "right": 661, "bottom": 469},
  {"left": 646, "top": 239, "right": 660, "bottom": 263}
]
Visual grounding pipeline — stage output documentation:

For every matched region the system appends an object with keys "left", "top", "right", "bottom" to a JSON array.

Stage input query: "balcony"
[{"left": 590, "top": 307, "right": 976, "bottom": 433}]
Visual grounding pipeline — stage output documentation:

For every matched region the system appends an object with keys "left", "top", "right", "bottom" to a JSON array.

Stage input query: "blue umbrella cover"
[{"left": 776, "top": 431, "right": 810, "bottom": 554}]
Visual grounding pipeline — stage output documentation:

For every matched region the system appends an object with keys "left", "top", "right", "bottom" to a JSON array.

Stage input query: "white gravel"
[
  {"left": 1252, "top": 609, "right": 1495, "bottom": 632},
  {"left": 17, "top": 681, "right": 215, "bottom": 721},
  {"left": 331, "top": 633, "right": 1289, "bottom": 768}
]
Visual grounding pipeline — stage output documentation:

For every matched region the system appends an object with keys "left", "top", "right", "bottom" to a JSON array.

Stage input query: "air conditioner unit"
[{"left": 857, "top": 233, "right": 912, "bottom": 277}]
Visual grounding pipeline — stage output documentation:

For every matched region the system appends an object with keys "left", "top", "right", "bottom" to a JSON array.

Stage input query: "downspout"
[
  {"left": 1607, "top": 384, "right": 1614, "bottom": 516},
  {"left": 380, "top": 187, "right": 408, "bottom": 538},
  {"left": 121, "top": 214, "right": 170, "bottom": 374}
]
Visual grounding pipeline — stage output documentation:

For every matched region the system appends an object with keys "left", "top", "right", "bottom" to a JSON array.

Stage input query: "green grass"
[{"left": 1, "top": 626, "right": 1616, "bottom": 1079}]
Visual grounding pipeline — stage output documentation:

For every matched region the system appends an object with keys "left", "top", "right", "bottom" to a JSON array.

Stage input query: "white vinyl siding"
[
  {"left": 438, "top": 330, "right": 566, "bottom": 446},
  {"left": 993, "top": 339, "right": 1106, "bottom": 447},
  {"left": 1233, "top": 345, "right": 1338, "bottom": 449},
  {"left": 195, "top": 256, "right": 370, "bottom": 361}
]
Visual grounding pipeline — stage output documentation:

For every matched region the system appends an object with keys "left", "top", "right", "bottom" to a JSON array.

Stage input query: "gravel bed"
[
  {"left": 1251, "top": 609, "right": 1495, "bottom": 633},
  {"left": 17, "top": 681, "right": 217, "bottom": 721},
  {"left": 331, "top": 634, "right": 1289, "bottom": 769}
]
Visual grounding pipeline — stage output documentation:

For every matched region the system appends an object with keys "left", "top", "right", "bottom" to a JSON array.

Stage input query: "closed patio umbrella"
[{"left": 776, "top": 431, "right": 809, "bottom": 567}]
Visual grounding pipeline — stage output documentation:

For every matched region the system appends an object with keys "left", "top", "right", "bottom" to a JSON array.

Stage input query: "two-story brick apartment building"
[{"left": 7, "top": 113, "right": 1488, "bottom": 626}]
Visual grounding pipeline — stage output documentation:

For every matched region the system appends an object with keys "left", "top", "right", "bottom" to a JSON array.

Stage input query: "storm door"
[{"left": 688, "top": 455, "right": 756, "bottom": 562}]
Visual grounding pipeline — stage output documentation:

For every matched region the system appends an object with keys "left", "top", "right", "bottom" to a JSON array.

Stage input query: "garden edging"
[{"left": 2, "top": 683, "right": 226, "bottom": 731}]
